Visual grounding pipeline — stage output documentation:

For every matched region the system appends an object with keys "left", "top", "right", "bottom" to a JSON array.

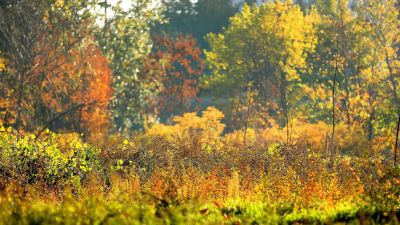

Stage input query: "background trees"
[
  {"left": 0, "top": 0, "right": 398, "bottom": 165},
  {"left": 355, "top": 0, "right": 400, "bottom": 163},
  {"left": 153, "top": 0, "right": 238, "bottom": 49}
]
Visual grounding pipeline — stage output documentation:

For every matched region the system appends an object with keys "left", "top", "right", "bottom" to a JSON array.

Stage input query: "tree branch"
[{"left": 35, "top": 101, "right": 98, "bottom": 139}]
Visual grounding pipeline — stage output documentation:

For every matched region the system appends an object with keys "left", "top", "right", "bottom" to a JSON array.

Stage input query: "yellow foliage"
[
  {"left": 145, "top": 107, "right": 225, "bottom": 150},
  {"left": 0, "top": 57, "right": 4, "bottom": 72},
  {"left": 225, "top": 128, "right": 256, "bottom": 147},
  {"left": 55, "top": 132, "right": 83, "bottom": 153},
  {"left": 55, "top": 0, "right": 64, "bottom": 7}
]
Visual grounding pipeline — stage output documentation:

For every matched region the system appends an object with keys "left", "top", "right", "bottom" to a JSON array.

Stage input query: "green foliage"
[
  {"left": 0, "top": 128, "right": 100, "bottom": 188},
  {"left": 0, "top": 194, "right": 398, "bottom": 225},
  {"left": 96, "top": 0, "right": 164, "bottom": 131},
  {"left": 153, "top": 0, "right": 238, "bottom": 49}
]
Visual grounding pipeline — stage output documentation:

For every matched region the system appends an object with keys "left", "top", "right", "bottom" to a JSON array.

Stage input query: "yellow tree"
[
  {"left": 0, "top": 52, "right": 12, "bottom": 126},
  {"left": 308, "top": 0, "right": 370, "bottom": 160},
  {"left": 205, "top": 1, "right": 317, "bottom": 142},
  {"left": 357, "top": 0, "right": 400, "bottom": 165}
]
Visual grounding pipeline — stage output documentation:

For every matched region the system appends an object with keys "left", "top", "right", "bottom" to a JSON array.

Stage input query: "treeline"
[{"left": 0, "top": 0, "right": 399, "bottom": 159}]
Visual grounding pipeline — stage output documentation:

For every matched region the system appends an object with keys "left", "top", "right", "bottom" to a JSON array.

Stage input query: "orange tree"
[
  {"left": 141, "top": 34, "right": 205, "bottom": 122},
  {"left": 37, "top": 39, "right": 113, "bottom": 139},
  {"left": 0, "top": 0, "right": 113, "bottom": 139}
]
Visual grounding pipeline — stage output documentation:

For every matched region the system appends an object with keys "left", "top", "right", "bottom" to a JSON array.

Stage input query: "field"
[{"left": 0, "top": 111, "right": 399, "bottom": 224}]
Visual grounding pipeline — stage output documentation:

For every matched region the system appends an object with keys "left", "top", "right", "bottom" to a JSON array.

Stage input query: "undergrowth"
[{"left": 0, "top": 108, "right": 399, "bottom": 224}]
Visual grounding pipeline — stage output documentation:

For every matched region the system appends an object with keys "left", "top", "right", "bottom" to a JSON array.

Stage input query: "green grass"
[{"left": 0, "top": 194, "right": 398, "bottom": 225}]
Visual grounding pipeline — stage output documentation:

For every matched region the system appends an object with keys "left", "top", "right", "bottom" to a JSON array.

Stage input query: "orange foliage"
[
  {"left": 35, "top": 37, "right": 113, "bottom": 139},
  {"left": 143, "top": 34, "right": 205, "bottom": 117}
]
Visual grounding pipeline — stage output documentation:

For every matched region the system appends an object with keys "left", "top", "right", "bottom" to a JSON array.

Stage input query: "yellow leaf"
[{"left": 0, "top": 55, "right": 5, "bottom": 71}]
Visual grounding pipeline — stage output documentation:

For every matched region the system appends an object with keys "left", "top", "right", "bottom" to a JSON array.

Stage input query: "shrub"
[{"left": 0, "top": 127, "right": 100, "bottom": 190}]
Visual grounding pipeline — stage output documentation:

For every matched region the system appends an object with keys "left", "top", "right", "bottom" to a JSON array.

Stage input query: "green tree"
[
  {"left": 96, "top": 0, "right": 164, "bottom": 131},
  {"left": 153, "top": 0, "right": 238, "bottom": 49}
]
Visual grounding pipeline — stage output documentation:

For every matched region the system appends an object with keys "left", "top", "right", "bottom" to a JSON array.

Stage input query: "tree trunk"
[
  {"left": 367, "top": 110, "right": 374, "bottom": 141},
  {"left": 395, "top": 114, "right": 400, "bottom": 167},
  {"left": 15, "top": 70, "right": 25, "bottom": 136},
  {"left": 384, "top": 48, "right": 400, "bottom": 167},
  {"left": 280, "top": 76, "right": 289, "bottom": 145}
]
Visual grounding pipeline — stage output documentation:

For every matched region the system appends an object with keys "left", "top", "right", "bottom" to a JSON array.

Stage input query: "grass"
[
  {"left": 0, "top": 191, "right": 398, "bottom": 225},
  {"left": 0, "top": 125, "right": 399, "bottom": 224}
]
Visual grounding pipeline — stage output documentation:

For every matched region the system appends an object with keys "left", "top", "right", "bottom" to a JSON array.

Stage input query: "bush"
[{"left": 0, "top": 127, "right": 100, "bottom": 190}]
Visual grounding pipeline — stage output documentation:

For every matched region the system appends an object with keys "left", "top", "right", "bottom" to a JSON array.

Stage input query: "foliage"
[
  {"left": 154, "top": 0, "right": 239, "bottom": 49},
  {"left": 0, "top": 54, "right": 4, "bottom": 72},
  {"left": 0, "top": 0, "right": 113, "bottom": 137},
  {"left": 96, "top": 0, "right": 164, "bottom": 131},
  {"left": 204, "top": 1, "right": 317, "bottom": 127},
  {"left": 142, "top": 34, "right": 205, "bottom": 121},
  {"left": 144, "top": 107, "right": 224, "bottom": 151},
  {"left": 1, "top": 1, "right": 400, "bottom": 224},
  {"left": 0, "top": 127, "right": 100, "bottom": 189},
  {"left": 1, "top": 194, "right": 399, "bottom": 225},
  {"left": 38, "top": 40, "right": 113, "bottom": 140},
  {"left": 0, "top": 117, "right": 399, "bottom": 224}
]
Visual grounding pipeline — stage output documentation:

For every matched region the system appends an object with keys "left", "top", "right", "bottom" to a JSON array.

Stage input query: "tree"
[
  {"left": 0, "top": 53, "right": 4, "bottom": 72},
  {"left": 154, "top": 0, "right": 196, "bottom": 36},
  {"left": 356, "top": 0, "right": 399, "bottom": 165},
  {"left": 142, "top": 34, "right": 205, "bottom": 121},
  {"left": 0, "top": 0, "right": 113, "bottom": 138},
  {"left": 204, "top": 1, "right": 317, "bottom": 140},
  {"left": 96, "top": 0, "right": 164, "bottom": 131},
  {"left": 153, "top": 0, "right": 238, "bottom": 49},
  {"left": 37, "top": 39, "right": 113, "bottom": 139},
  {"left": 307, "top": 0, "right": 366, "bottom": 163},
  {"left": 0, "top": 0, "right": 54, "bottom": 131}
]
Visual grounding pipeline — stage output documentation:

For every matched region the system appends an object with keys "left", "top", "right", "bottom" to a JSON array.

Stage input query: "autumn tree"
[
  {"left": 301, "top": 0, "right": 369, "bottom": 161},
  {"left": 0, "top": 52, "right": 4, "bottom": 71},
  {"left": 204, "top": 1, "right": 317, "bottom": 140},
  {"left": 36, "top": 39, "right": 113, "bottom": 139},
  {"left": 0, "top": 0, "right": 53, "bottom": 130},
  {"left": 356, "top": 0, "right": 400, "bottom": 165},
  {"left": 0, "top": 51, "right": 11, "bottom": 125},
  {"left": 141, "top": 34, "right": 205, "bottom": 122},
  {"left": 0, "top": 0, "right": 113, "bottom": 138}
]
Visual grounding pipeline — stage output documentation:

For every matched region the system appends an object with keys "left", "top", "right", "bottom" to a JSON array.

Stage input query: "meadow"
[{"left": 0, "top": 108, "right": 399, "bottom": 224}]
